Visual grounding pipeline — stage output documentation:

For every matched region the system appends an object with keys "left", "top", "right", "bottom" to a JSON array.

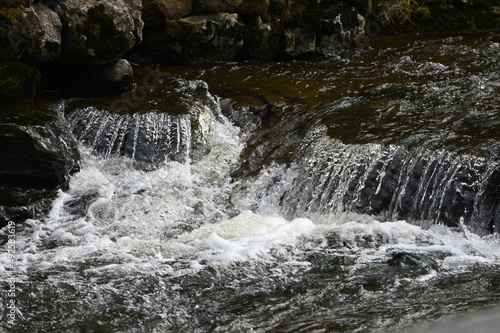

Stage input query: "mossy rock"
[
  {"left": 0, "top": 0, "right": 30, "bottom": 24},
  {"left": 0, "top": 61, "right": 41, "bottom": 105}
]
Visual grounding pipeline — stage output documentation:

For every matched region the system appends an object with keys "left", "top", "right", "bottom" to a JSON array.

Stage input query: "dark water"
[{"left": 1, "top": 34, "right": 499, "bottom": 333}]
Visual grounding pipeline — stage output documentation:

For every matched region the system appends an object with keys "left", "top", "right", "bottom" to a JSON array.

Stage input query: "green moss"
[
  {"left": 0, "top": 7, "right": 23, "bottom": 22},
  {"left": 0, "top": 61, "right": 41, "bottom": 105},
  {"left": 0, "top": 0, "right": 30, "bottom": 24}
]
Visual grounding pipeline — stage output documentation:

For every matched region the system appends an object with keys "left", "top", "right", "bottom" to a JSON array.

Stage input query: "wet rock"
[
  {"left": 88, "top": 59, "right": 135, "bottom": 95},
  {"left": 387, "top": 252, "right": 434, "bottom": 269},
  {"left": 0, "top": 206, "right": 33, "bottom": 227},
  {"left": 0, "top": 115, "right": 81, "bottom": 226},
  {"left": 64, "top": 77, "right": 220, "bottom": 167},
  {"left": 0, "top": 121, "right": 81, "bottom": 189},
  {"left": 0, "top": 61, "right": 41, "bottom": 105}
]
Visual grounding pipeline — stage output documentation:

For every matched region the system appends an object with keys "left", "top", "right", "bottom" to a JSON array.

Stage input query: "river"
[{"left": 1, "top": 34, "right": 499, "bottom": 332}]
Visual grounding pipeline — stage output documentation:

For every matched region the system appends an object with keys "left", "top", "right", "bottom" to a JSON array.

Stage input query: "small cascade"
[
  {"left": 238, "top": 127, "right": 499, "bottom": 234},
  {"left": 63, "top": 78, "right": 221, "bottom": 166},
  {"left": 66, "top": 108, "right": 192, "bottom": 164}
]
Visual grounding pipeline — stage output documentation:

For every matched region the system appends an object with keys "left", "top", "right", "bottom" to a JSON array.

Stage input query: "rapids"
[{"left": 1, "top": 34, "right": 499, "bottom": 332}]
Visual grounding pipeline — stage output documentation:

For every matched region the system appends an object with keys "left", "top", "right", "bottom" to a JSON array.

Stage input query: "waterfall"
[
  {"left": 62, "top": 78, "right": 222, "bottom": 167},
  {"left": 237, "top": 127, "right": 499, "bottom": 234},
  {"left": 66, "top": 107, "right": 192, "bottom": 164}
]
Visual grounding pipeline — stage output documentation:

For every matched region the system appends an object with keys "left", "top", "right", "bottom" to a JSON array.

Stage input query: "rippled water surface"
[{"left": 1, "top": 34, "right": 499, "bottom": 333}]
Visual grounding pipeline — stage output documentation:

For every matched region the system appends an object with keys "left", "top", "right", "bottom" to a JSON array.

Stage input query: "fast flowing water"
[{"left": 1, "top": 34, "right": 499, "bottom": 332}]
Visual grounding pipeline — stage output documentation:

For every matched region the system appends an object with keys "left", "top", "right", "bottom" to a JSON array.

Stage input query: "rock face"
[
  {"left": 157, "top": 0, "right": 192, "bottom": 19},
  {"left": 283, "top": 28, "right": 316, "bottom": 58}
]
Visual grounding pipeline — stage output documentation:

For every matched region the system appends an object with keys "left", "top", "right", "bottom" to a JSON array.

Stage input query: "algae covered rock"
[{"left": 0, "top": 61, "right": 41, "bottom": 105}]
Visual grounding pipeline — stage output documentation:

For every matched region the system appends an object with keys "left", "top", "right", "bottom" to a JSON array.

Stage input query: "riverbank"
[{"left": 0, "top": 0, "right": 499, "bottom": 104}]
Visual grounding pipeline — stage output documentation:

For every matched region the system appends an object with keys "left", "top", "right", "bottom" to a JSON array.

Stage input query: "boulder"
[
  {"left": 59, "top": 0, "right": 144, "bottom": 65},
  {"left": 0, "top": 121, "right": 81, "bottom": 189},
  {"left": 0, "top": 115, "right": 81, "bottom": 226},
  {"left": 30, "top": 3, "right": 63, "bottom": 62},
  {"left": 88, "top": 59, "right": 135, "bottom": 95}
]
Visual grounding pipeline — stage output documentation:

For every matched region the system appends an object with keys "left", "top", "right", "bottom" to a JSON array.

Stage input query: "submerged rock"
[{"left": 387, "top": 252, "right": 435, "bottom": 269}]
